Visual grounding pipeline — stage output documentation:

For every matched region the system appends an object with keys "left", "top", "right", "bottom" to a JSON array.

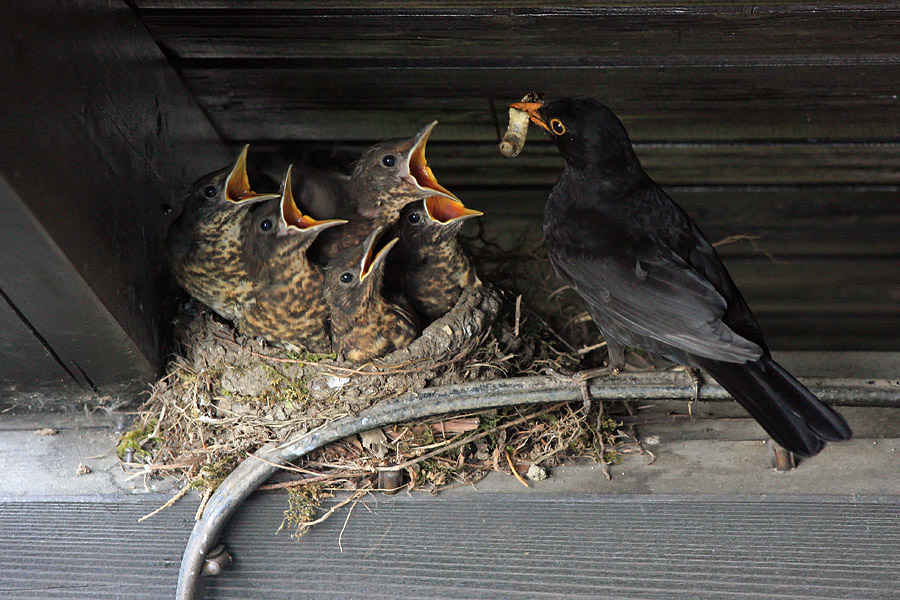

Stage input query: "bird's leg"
[
  {"left": 669, "top": 365, "right": 703, "bottom": 418},
  {"left": 546, "top": 340, "right": 625, "bottom": 414},
  {"left": 684, "top": 366, "right": 702, "bottom": 419}
]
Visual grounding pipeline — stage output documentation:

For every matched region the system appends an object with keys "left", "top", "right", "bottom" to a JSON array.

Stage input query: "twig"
[
  {"left": 138, "top": 484, "right": 192, "bottom": 522},
  {"left": 195, "top": 486, "right": 213, "bottom": 521},
  {"left": 339, "top": 491, "right": 368, "bottom": 553},
  {"left": 513, "top": 294, "right": 522, "bottom": 338},
  {"left": 257, "top": 471, "right": 372, "bottom": 491},
  {"left": 388, "top": 403, "right": 565, "bottom": 472},
  {"left": 297, "top": 489, "right": 367, "bottom": 532},
  {"left": 505, "top": 449, "right": 530, "bottom": 488}
]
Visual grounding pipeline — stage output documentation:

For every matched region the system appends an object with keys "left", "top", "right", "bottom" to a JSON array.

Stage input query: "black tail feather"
[{"left": 702, "top": 355, "right": 852, "bottom": 457}]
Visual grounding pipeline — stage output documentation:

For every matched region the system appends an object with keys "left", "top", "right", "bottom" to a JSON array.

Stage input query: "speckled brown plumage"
[
  {"left": 236, "top": 167, "right": 347, "bottom": 352},
  {"left": 311, "top": 121, "right": 461, "bottom": 263},
  {"left": 398, "top": 197, "right": 483, "bottom": 322},
  {"left": 325, "top": 228, "right": 419, "bottom": 363},
  {"left": 166, "top": 145, "right": 279, "bottom": 321}
]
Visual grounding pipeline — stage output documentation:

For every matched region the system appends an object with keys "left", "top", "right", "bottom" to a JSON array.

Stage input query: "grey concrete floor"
[
  {"left": 1, "top": 351, "right": 899, "bottom": 599},
  {"left": 1, "top": 351, "right": 898, "bottom": 499}
]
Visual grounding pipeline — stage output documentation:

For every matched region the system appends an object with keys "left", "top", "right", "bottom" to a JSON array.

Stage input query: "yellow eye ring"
[{"left": 550, "top": 119, "right": 566, "bottom": 135}]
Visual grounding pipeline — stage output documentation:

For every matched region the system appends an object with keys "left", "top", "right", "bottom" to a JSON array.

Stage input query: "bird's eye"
[
  {"left": 381, "top": 154, "right": 396, "bottom": 167},
  {"left": 260, "top": 219, "right": 273, "bottom": 231},
  {"left": 203, "top": 184, "right": 218, "bottom": 198},
  {"left": 339, "top": 272, "right": 353, "bottom": 284},
  {"left": 550, "top": 119, "right": 566, "bottom": 135},
  {"left": 407, "top": 211, "right": 422, "bottom": 224}
]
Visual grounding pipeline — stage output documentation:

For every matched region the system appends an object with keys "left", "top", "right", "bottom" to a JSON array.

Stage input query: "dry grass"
[{"left": 122, "top": 227, "right": 646, "bottom": 532}]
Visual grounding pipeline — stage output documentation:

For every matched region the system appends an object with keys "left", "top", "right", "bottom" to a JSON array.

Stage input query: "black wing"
[{"left": 547, "top": 204, "right": 763, "bottom": 364}]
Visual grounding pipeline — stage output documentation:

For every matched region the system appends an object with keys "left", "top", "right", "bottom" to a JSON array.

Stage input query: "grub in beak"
[{"left": 509, "top": 102, "right": 551, "bottom": 133}]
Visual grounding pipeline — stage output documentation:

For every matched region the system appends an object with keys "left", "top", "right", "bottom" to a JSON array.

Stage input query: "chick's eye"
[
  {"left": 202, "top": 184, "right": 218, "bottom": 198},
  {"left": 339, "top": 272, "right": 353, "bottom": 284},
  {"left": 407, "top": 211, "right": 422, "bottom": 224},
  {"left": 550, "top": 119, "right": 566, "bottom": 135},
  {"left": 260, "top": 219, "right": 273, "bottom": 231},
  {"left": 381, "top": 154, "right": 396, "bottom": 167}
]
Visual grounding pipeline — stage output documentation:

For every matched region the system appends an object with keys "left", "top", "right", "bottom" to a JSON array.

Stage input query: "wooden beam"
[
  {"left": 177, "top": 64, "right": 900, "bottom": 143},
  {"left": 136, "top": 4, "right": 900, "bottom": 66},
  {"left": 0, "top": 0, "right": 230, "bottom": 396}
]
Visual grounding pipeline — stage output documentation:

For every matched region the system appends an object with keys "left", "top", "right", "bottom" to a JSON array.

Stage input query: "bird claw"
[{"left": 544, "top": 365, "right": 619, "bottom": 414}]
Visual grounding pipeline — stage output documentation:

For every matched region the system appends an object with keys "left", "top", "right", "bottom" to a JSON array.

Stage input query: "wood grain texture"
[
  {"left": 180, "top": 64, "right": 900, "bottom": 142},
  {"left": 137, "top": 4, "right": 900, "bottom": 65},
  {"left": 0, "top": 287, "right": 75, "bottom": 392},
  {"left": 0, "top": 0, "right": 228, "bottom": 393},
  {"left": 463, "top": 185, "right": 900, "bottom": 258},
  {"left": 125, "top": 3, "right": 900, "bottom": 354}
]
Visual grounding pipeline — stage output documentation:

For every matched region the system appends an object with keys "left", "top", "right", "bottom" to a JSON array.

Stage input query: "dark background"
[{"left": 2, "top": 1, "right": 898, "bottom": 397}]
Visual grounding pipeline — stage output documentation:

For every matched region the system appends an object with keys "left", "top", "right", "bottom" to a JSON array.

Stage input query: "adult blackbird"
[
  {"left": 167, "top": 145, "right": 279, "bottom": 321},
  {"left": 511, "top": 96, "right": 852, "bottom": 457},
  {"left": 397, "top": 196, "right": 483, "bottom": 322},
  {"left": 312, "top": 121, "right": 462, "bottom": 262},
  {"left": 237, "top": 167, "right": 347, "bottom": 352},
  {"left": 325, "top": 227, "right": 419, "bottom": 363}
]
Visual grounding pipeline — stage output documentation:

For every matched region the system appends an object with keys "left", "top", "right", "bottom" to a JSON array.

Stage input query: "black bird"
[
  {"left": 397, "top": 196, "right": 483, "bottom": 322},
  {"left": 512, "top": 96, "right": 852, "bottom": 457}
]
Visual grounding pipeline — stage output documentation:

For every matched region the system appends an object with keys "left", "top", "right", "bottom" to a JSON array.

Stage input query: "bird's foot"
[
  {"left": 671, "top": 365, "right": 703, "bottom": 418},
  {"left": 545, "top": 364, "right": 620, "bottom": 414}
]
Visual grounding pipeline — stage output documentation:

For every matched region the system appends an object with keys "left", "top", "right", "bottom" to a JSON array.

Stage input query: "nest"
[{"left": 123, "top": 228, "right": 646, "bottom": 530}]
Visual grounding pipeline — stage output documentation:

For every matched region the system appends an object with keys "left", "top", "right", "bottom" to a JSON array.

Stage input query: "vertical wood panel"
[{"left": 0, "top": 0, "right": 229, "bottom": 395}]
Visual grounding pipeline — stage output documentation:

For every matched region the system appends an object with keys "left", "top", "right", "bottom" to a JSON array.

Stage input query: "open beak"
[
  {"left": 509, "top": 102, "right": 550, "bottom": 133},
  {"left": 225, "top": 145, "right": 279, "bottom": 204},
  {"left": 406, "top": 121, "right": 460, "bottom": 201},
  {"left": 359, "top": 228, "right": 398, "bottom": 282},
  {"left": 424, "top": 196, "right": 483, "bottom": 225},
  {"left": 280, "top": 166, "right": 347, "bottom": 234}
]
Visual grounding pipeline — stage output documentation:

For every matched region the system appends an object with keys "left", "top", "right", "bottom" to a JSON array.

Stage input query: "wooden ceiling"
[{"left": 131, "top": 2, "right": 900, "bottom": 350}]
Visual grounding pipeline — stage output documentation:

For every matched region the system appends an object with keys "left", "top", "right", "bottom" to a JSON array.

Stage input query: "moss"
[
  {"left": 261, "top": 365, "right": 311, "bottom": 408},
  {"left": 116, "top": 418, "right": 160, "bottom": 459},
  {"left": 190, "top": 455, "right": 242, "bottom": 490},
  {"left": 278, "top": 484, "right": 333, "bottom": 537}
]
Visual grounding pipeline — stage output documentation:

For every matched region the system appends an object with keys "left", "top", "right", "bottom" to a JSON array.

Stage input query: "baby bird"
[
  {"left": 398, "top": 196, "right": 483, "bottom": 322},
  {"left": 312, "top": 121, "right": 462, "bottom": 262},
  {"left": 166, "top": 145, "right": 279, "bottom": 321},
  {"left": 325, "top": 227, "right": 419, "bottom": 363},
  {"left": 237, "top": 167, "right": 347, "bottom": 352}
]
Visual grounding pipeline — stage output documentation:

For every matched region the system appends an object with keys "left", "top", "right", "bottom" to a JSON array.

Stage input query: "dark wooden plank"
[
  {"left": 137, "top": 5, "right": 900, "bottom": 66},
  {"left": 0, "top": 287, "right": 75, "bottom": 393},
  {"left": 0, "top": 0, "right": 229, "bottom": 395},
  {"left": 461, "top": 186, "right": 900, "bottom": 258},
  {"left": 182, "top": 64, "right": 900, "bottom": 142},
  {"left": 750, "top": 313, "right": 900, "bottom": 351},
  {"left": 251, "top": 140, "right": 900, "bottom": 186},
  {"left": 132, "top": 1, "right": 896, "bottom": 9},
  {"left": 439, "top": 141, "right": 900, "bottom": 186}
]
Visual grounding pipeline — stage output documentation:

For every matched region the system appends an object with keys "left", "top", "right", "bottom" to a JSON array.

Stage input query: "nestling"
[
  {"left": 166, "top": 145, "right": 279, "bottom": 321},
  {"left": 325, "top": 227, "right": 419, "bottom": 363},
  {"left": 237, "top": 166, "right": 347, "bottom": 352},
  {"left": 398, "top": 196, "right": 483, "bottom": 322}
]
